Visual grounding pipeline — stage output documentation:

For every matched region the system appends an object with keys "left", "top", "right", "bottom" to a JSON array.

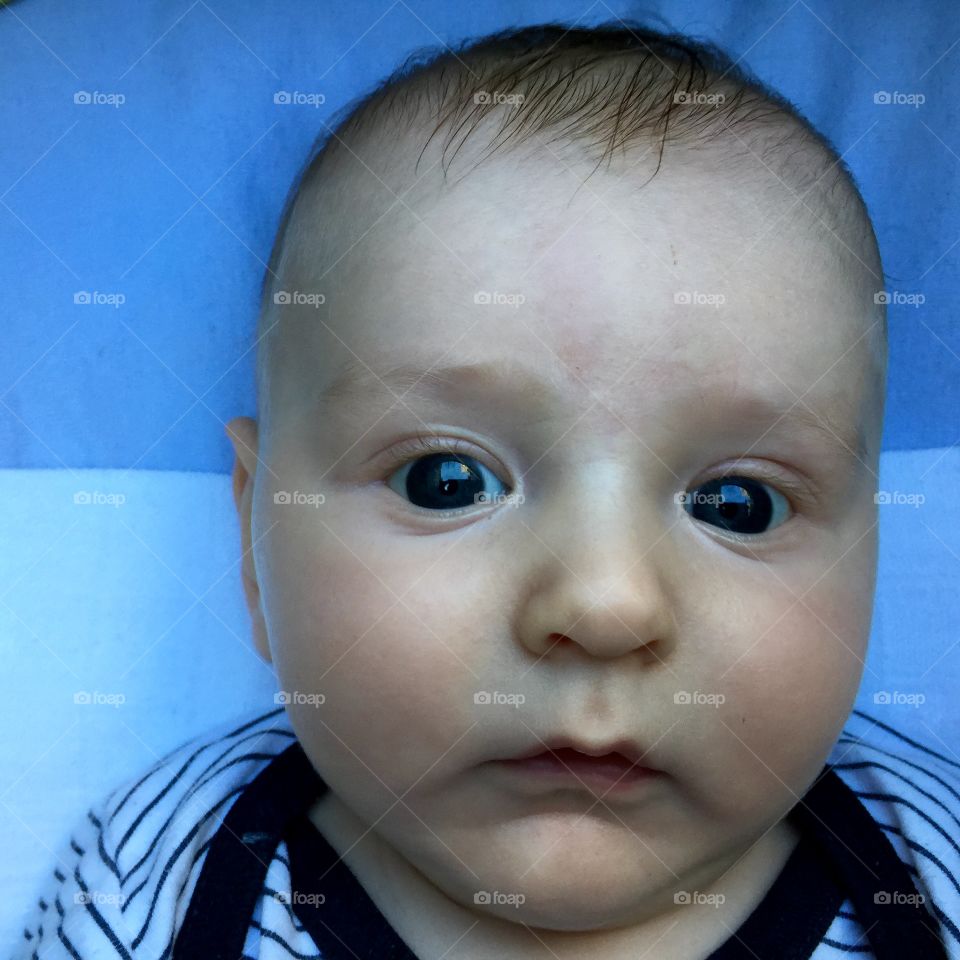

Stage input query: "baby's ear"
[{"left": 225, "top": 417, "right": 272, "bottom": 665}]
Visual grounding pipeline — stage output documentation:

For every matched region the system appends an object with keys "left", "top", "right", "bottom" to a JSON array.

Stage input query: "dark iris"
[
  {"left": 403, "top": 453, "right": 492, "bottom": 510},
  {"left": 684, "top": 475, "right": 773, "bottom": 535}
]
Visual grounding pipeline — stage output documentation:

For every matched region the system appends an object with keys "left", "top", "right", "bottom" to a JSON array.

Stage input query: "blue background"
[{"left": 2, "top": 0, "right": 958, "bottom": 470}]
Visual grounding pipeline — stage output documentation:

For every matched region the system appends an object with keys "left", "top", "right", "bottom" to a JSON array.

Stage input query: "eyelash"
[
  {"left": 385, "top": 431, "right": 818, "bottom": 510},
  {"left": 388, "top": 431, "right": 491, "bottom": 471}
]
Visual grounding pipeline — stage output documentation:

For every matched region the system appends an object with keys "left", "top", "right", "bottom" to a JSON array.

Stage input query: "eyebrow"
[{"left": 318, "top": 357, "right": 868, "bottom": 464}]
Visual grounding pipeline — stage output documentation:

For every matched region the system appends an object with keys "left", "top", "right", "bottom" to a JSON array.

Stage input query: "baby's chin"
[{"left": 420, "top": 813, "right": 693, "bottom": 931}]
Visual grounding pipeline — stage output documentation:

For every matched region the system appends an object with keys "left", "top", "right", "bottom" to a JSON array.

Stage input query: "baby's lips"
[{"left": 495, "top": 733, "right": 660, "bottom": 770}]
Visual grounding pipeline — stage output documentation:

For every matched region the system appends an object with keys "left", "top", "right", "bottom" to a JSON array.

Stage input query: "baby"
[{"left": 17, "top": 20, "right": 957, "bottom": 960}]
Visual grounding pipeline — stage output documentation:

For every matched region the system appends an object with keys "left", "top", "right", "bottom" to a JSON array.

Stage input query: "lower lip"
[{"left": 494, "top": 751, "right": 660, "bottom": 795}]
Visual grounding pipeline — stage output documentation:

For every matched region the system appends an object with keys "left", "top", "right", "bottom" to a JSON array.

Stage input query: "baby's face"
[{"left": 229, "top": 146, "right": 882, "bottom": 931}]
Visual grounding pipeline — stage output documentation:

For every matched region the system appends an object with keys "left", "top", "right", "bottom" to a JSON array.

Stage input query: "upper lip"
[{"left": 505, "top": 736, "right": 656, "bottom": 769}]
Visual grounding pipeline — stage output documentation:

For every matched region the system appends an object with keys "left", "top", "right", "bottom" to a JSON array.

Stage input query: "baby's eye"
[
  {"left": 386, "top": 447, "right": 510, "bottom": 511},
  {"left": 681, "top": 475, "right": 790, "bottom": 536}
]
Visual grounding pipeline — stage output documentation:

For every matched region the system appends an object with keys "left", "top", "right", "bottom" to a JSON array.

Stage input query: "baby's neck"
[{"left": 307, "top": 793, "right": 802, "bottom": 960}]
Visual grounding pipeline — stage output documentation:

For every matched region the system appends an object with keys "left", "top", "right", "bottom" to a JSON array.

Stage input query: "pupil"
[{"left": 406, "top": 454, "right": 486, "bottom": 510}]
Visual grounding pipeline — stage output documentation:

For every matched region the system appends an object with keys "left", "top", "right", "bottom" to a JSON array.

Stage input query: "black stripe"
[
  {"left": 154, "top": 837, "right": 218, "bottom": 960},
  {"left": 252, "top": 921, "right": 324, "bottom": 959},
  {"left": 121, "top": 751, "right": 281, "bottom": 889},
  {"left": 88, "top": 802, "right": 127, "bottom": 896},
  {"left": 172, "top": 742, "right": 324, "bottom": 960},
  {"left": 871, "top": 818, "right": 960, "bottom": 898},
  {"left": 834, "top": 759, "right": 960, "bottom": 833},
  {"left": 55, "top": 924, "right": 84, "bottom": 960},
  {"left": 821, "top": 936, "right": 872, "bottom": 952},
  {"left": 262, "top": 886, "right": 309, "bottom": 933},
  {"left": 130, "top": 784, "right": 249, "bottom": 948},
  {"left": 115, "top": 727, "right": 294, "bottom": 861},
  {"left": 109, "top": 707, "right": 287, "bottom": 823},
  {"left": 835, "top": 740, "right": 960, "bottom": 809},
  {"left": 799, "top": 767, "right": 949, "bottom": 959},
  {"left": 74, "top": 865, "right": 135, "bottom": 960},
  {"left": 852, "top": 789, "right": 960, "bottom": 863},
  {"left": 54, "top": 896, "right": 84, "bottom": 960},
  {"left": 850, "top": 710, "right": 960, "bottom": 772},
  {"left": 96, "top": 818, "right": 123, "bottom": 885},
  {"left": 926, "top": 893, "right": 960, "bottom": 946}
]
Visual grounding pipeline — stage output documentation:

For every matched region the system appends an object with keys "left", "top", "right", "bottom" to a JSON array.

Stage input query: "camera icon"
[
  {"left": 74, "top": 91, "right": 92, "bottom": 104},
  {"left": 274, "top": 91, "right": 291, "bottom": 105}
]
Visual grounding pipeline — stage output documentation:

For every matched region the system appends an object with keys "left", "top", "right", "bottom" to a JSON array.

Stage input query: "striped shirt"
[{"left": 13, "top": 706, "right": 957, "bottom": 959}]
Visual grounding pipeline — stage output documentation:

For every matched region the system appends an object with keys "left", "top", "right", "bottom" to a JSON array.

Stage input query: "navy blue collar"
[{"left": 174, "top": 740, "right": 947, "bottom": 960}]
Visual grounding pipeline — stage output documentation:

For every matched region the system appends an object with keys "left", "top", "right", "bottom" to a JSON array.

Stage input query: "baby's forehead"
[
  {"left": 274, "top": 141, "right": 882, "bottom": 448},
  {"left": 292, "top": 146, "right": 864, "bottom": 345}
]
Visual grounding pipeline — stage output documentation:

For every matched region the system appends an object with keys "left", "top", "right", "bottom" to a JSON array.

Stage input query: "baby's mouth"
[{"left": 491, "top": 737, "right": 662, "bottom": 795}]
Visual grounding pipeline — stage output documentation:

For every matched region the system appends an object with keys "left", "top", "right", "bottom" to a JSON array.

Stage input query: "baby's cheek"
[
  {"left": 704, "top": 564, "right": 871, "bottom": 815},
  {"left": 267, "top": 538, "right": 479, "bottom": 784}
]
